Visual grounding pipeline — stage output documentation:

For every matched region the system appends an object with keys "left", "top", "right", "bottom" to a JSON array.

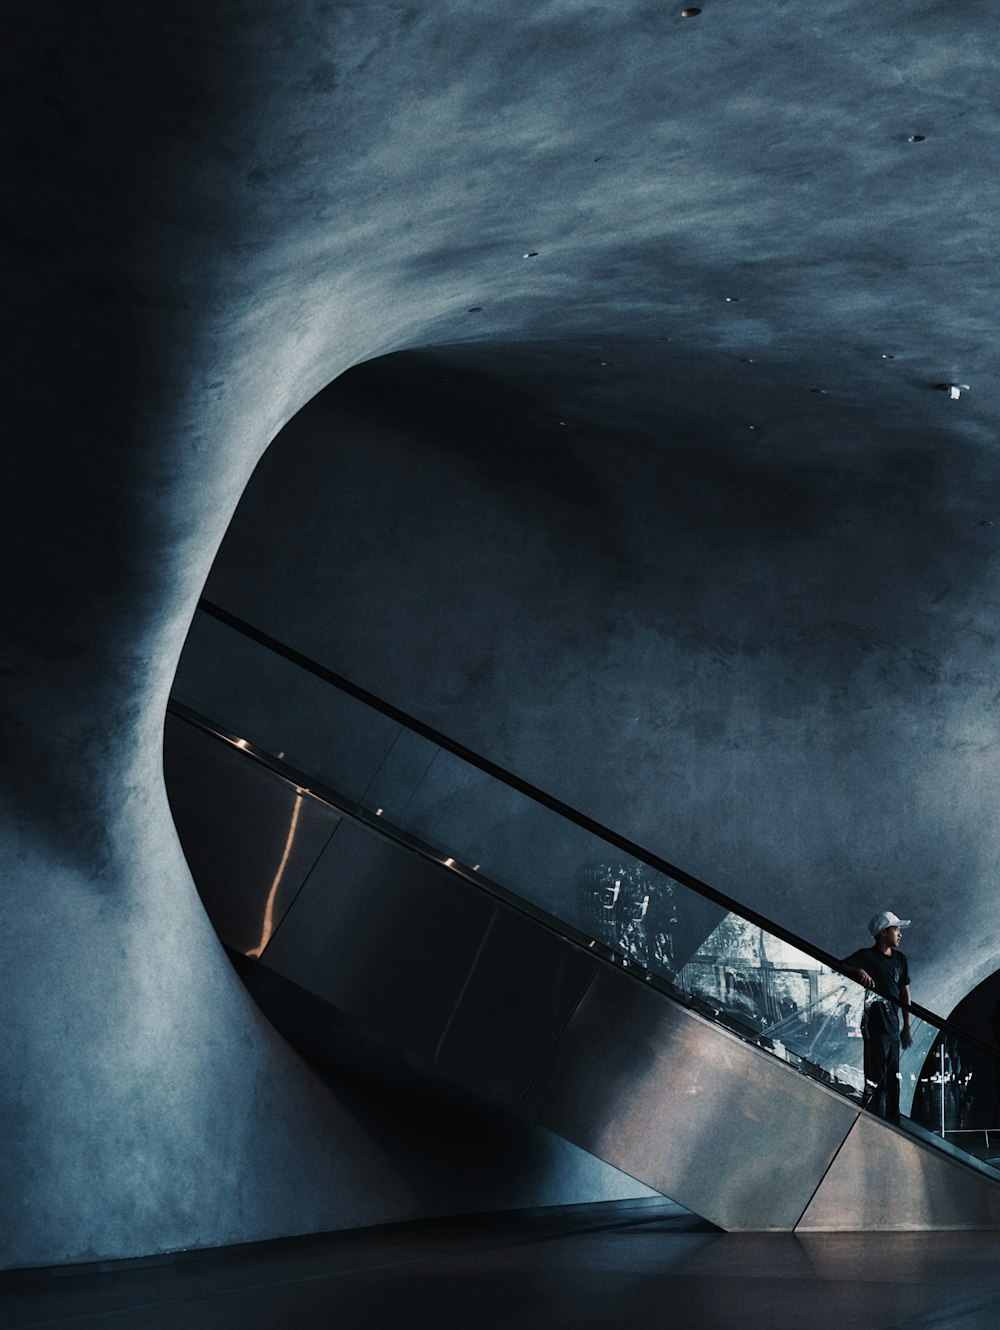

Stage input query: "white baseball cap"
[{"left": 868, "top": 911, "right": 911, "bottom": 937}]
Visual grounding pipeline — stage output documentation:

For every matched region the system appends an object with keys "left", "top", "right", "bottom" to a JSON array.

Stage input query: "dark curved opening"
[{"left": 911, "top": 972, "right": 1000, "bottom": 1141}]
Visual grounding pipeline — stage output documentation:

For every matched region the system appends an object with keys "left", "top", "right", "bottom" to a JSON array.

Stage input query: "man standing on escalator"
[{"left": 841, "top": 912, "right": 912, "bottom": 1125}]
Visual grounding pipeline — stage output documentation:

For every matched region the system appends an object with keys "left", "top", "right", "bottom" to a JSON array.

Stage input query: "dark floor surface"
[{"left": 4, "top": 1199, "right": 1000, "bottom": 1330}]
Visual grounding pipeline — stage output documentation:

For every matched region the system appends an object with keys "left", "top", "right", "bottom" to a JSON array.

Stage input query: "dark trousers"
[{"left": 863, "top": 1031, "right": 901, "bottom": 1124}]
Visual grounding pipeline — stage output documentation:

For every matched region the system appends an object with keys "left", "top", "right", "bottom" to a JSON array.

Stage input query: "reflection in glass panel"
[
  {"left": 673, "top": 912, "right": 867, "bottom": 1095},
  {"left": 576, "top": 859, "right": 678, "bottom": 977},
  {"left": 911, "top": 1031, "right": 1000, "bottom": 1166}
]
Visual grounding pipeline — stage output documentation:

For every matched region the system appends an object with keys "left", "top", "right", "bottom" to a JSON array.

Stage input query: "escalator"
[{"left": 165, "top": 601, "right": 1000, "bottom": 1232}]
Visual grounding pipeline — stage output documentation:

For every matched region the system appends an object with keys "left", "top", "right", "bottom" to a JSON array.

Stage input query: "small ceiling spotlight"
[
  {"left": 522, "top": 251, "right": 539, "bottom": 258},
  {"left": 907, "top": 134, "right": 926, "bottom": 143},
  {"left": 681, "top": 6, "right": 702, "bottom": 14},
  {"left": 882, "top": 353, "right": 896, "bottom": 360},
  {"left": 467, "top": 306, "right": 483, "bottom": 312}
]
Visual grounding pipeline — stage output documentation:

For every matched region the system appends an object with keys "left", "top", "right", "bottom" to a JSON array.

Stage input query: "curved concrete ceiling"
[{"left": 5, "top": 0, "right": 1000, "bottom": 1263}]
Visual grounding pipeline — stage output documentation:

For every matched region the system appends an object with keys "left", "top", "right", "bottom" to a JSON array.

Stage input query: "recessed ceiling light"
[
  {"left": 907, "top": 134, "right": 926, "bottom": 143},
  {"left": 467, "top": 306, "right": 483, "bottom": 312},
  {"left": 522, "top": 251, "right": 539, "bottom": 258},
  {"left": 681, "top": 7, "right": 701, "bottom": 15}
]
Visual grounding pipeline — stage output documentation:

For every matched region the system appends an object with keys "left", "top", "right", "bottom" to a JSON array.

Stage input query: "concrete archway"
[{"left": 5, "top": 0, "right": 1000, "bottom": 1265}]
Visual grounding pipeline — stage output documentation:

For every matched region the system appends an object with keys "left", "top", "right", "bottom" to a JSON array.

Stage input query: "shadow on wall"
[{"left": 232, "top": 955, "right": 651, "bottom": 1214}]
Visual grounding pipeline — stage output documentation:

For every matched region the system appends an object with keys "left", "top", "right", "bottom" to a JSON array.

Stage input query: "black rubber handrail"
[{"left": 194, "top": 597, "right": 994, "bottom": 1055}]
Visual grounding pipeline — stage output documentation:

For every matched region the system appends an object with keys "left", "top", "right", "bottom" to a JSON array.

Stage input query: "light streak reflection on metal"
[{"left": 245, "top": 793, "right": 303, "bottom": 960}]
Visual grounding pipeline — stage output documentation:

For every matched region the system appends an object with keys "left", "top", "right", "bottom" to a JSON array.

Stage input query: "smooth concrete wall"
[{"left": 5, "top": 0, "right": 999, "bottom": 1268}]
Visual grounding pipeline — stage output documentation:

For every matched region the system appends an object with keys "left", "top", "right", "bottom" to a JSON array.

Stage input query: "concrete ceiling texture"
[
  {"left": 3, "top": 0, "right": 1000, "bottom": 1263},
  {"left": 190, "top": 0, "right": 1000, "bottom": 1014}
]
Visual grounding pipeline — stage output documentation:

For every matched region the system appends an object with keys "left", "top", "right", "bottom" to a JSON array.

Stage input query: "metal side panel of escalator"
[{"left": 163, "top": 710, "right": 1000, "bottom": 1232}]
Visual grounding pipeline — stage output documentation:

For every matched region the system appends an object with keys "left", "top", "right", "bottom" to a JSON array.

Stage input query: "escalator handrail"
[{"left": 193, "top": 596, "right": 985, "bottom": 1053}]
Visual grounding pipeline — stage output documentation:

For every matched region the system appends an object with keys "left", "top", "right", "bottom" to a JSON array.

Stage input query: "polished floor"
[{"left": 4, "top": 1199, "right": 1000, "bottom": 1330}]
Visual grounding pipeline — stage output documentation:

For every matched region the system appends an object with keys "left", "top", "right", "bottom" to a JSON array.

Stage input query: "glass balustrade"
[{"left": 170, "top": 604, "right": 1000, "bottom": 1178}]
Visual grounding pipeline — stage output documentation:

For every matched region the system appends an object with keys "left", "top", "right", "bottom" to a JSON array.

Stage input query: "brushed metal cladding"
[
  {"left": 520, "top": 965, "right": 860, "bottom": 1231},
  {"left": 165, "top": 729, "right": 1000, "bottom": 1232},
  {"left": 163, "top": 715, "right": 342, "bottom": 955},
  {"left": 260, "top": 819, "right": 596, "bottom": 1096},
  {"left": 261, "top": 820, "right": 494, "bottom": 1062},
  {"left": 796, "top": 1112, "right": 1000, "bottom": 1231},
  {"left": 432, "top": 908, "right": 598, "bottom": 1107}
]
